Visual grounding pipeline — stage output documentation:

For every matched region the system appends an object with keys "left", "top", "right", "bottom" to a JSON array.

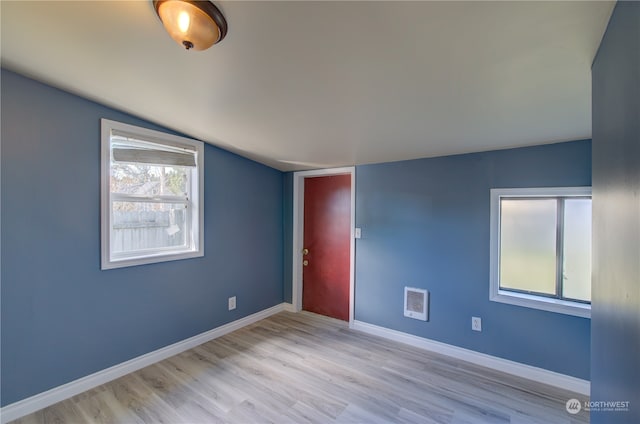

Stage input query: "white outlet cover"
[
  {"left": 228, "top": 296, "right": 236, "bottom": 311},
  {"left": 472, "top": 317, "right": 482, "bottom": 331}
]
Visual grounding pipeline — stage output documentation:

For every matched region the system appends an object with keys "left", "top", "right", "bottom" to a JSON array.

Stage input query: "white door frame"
[{"left": 292, "top": 166, "right": 356, "bottom": 327}]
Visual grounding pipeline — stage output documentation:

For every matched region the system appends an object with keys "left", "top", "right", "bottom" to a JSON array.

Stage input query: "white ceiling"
[{"left": 1, "top": 1, "right": 614, "bottom": 171}]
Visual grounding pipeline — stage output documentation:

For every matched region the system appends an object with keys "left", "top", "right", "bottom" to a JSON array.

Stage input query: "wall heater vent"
[{"left": 404, "top": 287, "right": 429, "bottom": 321}]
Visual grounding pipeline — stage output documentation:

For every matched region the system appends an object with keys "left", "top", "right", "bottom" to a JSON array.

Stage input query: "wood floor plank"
[
  {"left": 9, "top": 311, "right": 589, "bottom": 423},
  {"left": 74, "top": 388, "right": 145, "bottom": 424}
]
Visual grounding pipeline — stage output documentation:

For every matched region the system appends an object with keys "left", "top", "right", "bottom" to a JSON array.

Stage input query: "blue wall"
[
  {"left": 355, "top": 140, "right": 592, "bottom": 379},
  {"left": 282, "top": 173, "right": 294, "bottom": 303},
  {"left": 0, "top": 70, "right": 284, "bottom": 406},
  {"left": 591, "top": 3, "right": 640, "bottom": 423}
]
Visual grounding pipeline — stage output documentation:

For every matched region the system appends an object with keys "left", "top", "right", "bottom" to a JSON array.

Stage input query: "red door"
[{"left": 302, "top": 175, "right": 351, "bottom": 321}]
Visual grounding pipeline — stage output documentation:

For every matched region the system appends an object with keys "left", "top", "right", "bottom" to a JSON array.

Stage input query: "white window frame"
[
  {"left": 101, "top": 119, "right": 204, "bottom": 270},
  {"left": 489, "top": 187, "right": 592, "bottom": 318}
]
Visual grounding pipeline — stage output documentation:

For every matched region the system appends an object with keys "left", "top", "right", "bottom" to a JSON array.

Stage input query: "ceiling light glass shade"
[{"left": 153, "top": 0, "right": 227, "bottom": 51}]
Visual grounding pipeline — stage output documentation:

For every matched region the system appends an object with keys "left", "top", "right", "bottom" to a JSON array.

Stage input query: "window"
[
  {"left": 101, "top": 119, "right": 204, "bottom": 269},
  {"left": 489, "top": 187, "right": 591, "bottom": 317}
]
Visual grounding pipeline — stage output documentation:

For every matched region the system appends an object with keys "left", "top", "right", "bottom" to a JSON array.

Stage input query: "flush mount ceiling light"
[{"left": 153, "top": 0, "right": 227, "bottom": 51}]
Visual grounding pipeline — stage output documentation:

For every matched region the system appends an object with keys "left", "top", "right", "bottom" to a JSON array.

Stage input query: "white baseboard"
[
  {"left": 352, "top": 320, "right": 590, "bottom": 396},
  {"left": 0, "top": 303, "right": 290, "bottom": 424}
]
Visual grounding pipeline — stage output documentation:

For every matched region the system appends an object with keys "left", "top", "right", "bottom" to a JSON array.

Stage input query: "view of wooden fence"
[{"left": 111, "top": 210, "right": 185, "bottom": 252}]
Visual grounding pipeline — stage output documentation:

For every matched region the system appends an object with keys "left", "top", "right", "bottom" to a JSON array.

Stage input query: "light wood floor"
[{"left": 11, "top": 311, "right": 589, "bottom": 424}]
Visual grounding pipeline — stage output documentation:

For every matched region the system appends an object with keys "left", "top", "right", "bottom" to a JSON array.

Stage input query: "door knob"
[
  {"left": 303, "top": 260, "right": 309, "bottom": 266},
  {"left": 302, "top": 248, "right": 309, "bottom": 255}
]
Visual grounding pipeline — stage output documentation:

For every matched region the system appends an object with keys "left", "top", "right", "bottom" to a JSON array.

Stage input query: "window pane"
[
  {"left": 112, "top": 202, "right": 188, "bottom": 254},
  {"left": 500, "top": 199, "right": 557, "bottom": 295},
  {"left": 562, "top": 199, "right": 592, "bottom": 301},
  {"left": 111, "top": 163, "right": 189, "bottom": 197}
]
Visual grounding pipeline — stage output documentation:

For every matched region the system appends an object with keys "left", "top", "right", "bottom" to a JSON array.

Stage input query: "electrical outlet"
[
  {"left": 472, "top": 316, "right": 482, "bottom": 332},
  {"left": 228, "top": 296, "right": 236, "bottom": 311}
]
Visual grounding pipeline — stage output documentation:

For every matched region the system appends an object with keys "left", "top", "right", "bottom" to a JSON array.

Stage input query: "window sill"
[
  {"left": 101, "top": 250, "right": 203, "bottom": 270},
  {"left": 490, "top": 290, "right": 591, "bottom": 318}
]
